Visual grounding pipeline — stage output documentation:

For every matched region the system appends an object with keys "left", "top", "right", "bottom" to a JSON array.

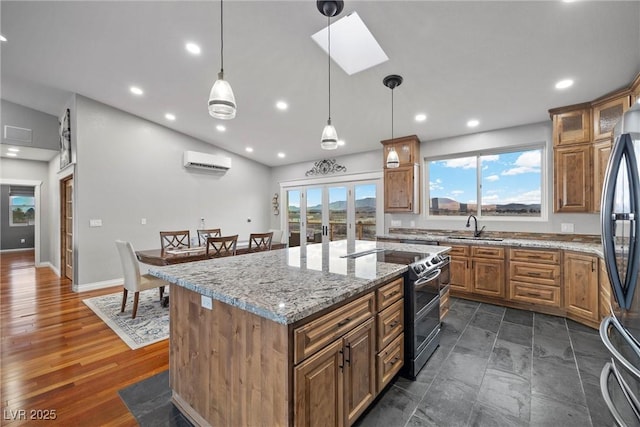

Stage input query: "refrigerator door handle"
[
  {"left": 600, "top": 315, "right": 640, "bottom": 379},
  {"left": 601, "top": 361, "right": 640, "bottom": 426}
]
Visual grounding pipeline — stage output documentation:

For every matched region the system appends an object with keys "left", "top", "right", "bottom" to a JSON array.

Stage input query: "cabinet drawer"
[
  {"left": 377, "top": 299, "right": 404, "bottom": 351},
  {"left": 294, "top": 293, "right": 375, "bottom": 364},
  {"left": 377, "top": 277, "right": 404, "bottom": 312},
  {"left": 376, "top": 333, "right": 404, "bottom": 393},
  {"left": 510, "top": 262, "right": 560, "bottom": 287},
  {"left": 509, "top": 248, "right": 560, "bottom": 265},
  {"left": 509, "top": 281, "right": 561, "bottom": 308},
  {"left": 449, "top": 245, "right": 469, "bottom": 257},
  {"left": 471, "top": 246, "right": 505, "bottom": 259}
]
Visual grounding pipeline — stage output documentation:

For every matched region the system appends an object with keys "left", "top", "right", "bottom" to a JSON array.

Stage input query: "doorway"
[{"left": 60, "top": 175, "right": 73, "bottom": 281}]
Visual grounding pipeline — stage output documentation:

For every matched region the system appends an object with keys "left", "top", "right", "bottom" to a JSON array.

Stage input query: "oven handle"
[{"left": 414, "top": 269, "right": 441, "bottom": 287}]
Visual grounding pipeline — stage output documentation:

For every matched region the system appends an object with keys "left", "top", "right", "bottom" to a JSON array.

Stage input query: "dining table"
[{"left": 135, "top": 241, "right": 287, "bottom": 266}]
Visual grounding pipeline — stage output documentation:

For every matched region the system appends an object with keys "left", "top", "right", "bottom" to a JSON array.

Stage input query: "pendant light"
[
  {"left": 318, "top": 1, "right": 344, "bottom": 150},
  {"left": 383, "top": 74, "right": 403, "bottom": 168},
  {"left": 208, "top": 0, "right": 237, "bottom": 120}
]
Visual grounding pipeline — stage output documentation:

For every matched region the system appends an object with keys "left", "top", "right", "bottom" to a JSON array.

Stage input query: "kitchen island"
[{"left": 149, "top": 240, "right": 448, "bottom": 427}]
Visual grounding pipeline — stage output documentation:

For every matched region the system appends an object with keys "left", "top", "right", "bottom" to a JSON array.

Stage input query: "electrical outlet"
[
  {"left": 391, "top": 220, "right": 402, "bottom": 227},
  {"left": 561, "top": 223, "right": 574, "bottom": 233},
  {"left": 201, "top": 295, "right": 213, "bottom": 310},
  {"left": 89, "top": 219, "right": 102, "bottom": 227},
  {"left": 141, "top": 218, "right": 147, "bottom": 225}
]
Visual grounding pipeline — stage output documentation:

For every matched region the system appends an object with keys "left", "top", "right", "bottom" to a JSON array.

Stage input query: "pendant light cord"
[
  {"left": 220, "top": 0, "right": 224, "bottom": 73},
  {"left": 327, "top": 14, "right": 331, "bottom": 122},
  {"left": 391, "top": 87, "right": 394, "bottom": 139}
]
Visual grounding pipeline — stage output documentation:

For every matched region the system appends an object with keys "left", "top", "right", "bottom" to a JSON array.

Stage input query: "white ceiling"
[{"left": 2, "top": 1, "right": 639, "bottom": 167}]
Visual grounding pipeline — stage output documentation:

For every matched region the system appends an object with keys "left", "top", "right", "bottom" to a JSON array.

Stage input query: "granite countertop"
[
  {"left": 148, "top": 240, "right": 449, "bottom": 325},
  {"left": 379, "top": 233, "right": 604, "bottom": 257}
]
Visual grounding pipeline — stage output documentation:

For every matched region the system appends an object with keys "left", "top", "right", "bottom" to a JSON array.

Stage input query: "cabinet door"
[
  {"left": 599, "top": 258, "right": 613, "bottom": 321},
  {"left": 343, "top": 318, "right": 376, "bottom": 426},
  {"left": 449, "top": 256, "right": 471, "bottom": 293},
  {"left": 592, "top": 96, "right": 630, "bottom": 141},
  {"left": 553, "top": 109, "right": 591, "bottom": 146},
  {"left": 381, "top": 135, "right": 419, "bottom": 166},
  {"left": 564, "top": 252, "right": 599, "bottom": 323},
  {"left": 384, "top": 166, "right": 417, "bottom": 213},
  {"left": 294, "top": 339, "right": 345, "bottom": 427},
  {"left": 593, "top": 140, "right": 612, "bottom": 213},
  {"left": 472, "top": 258, "right": 505, "bottom": 298},
  {"left": 554, "top": 145, "right": 591, "bottom": 212}
]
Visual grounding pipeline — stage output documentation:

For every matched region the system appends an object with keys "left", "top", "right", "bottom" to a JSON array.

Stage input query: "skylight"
[{"left": 311, "top": 12, "right": 388, "bottom": 76}]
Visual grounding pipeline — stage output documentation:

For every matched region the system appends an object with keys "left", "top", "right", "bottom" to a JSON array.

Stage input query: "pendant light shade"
[
  {"left": 318, "top": 1, "right": 343, "bottom": 150},
  {"left": 208, "top": 0, "right": 236, "bottom": 120},
  {"left": 383, "top": 74, "right": 403, "bottom": 168},
  {"left": 321, "top": 119, "right": 338, "bottom": 150}
]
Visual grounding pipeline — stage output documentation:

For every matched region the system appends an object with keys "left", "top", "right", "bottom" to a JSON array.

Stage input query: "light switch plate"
[
  {"left": 89, "top": 219, "right": 102, "bottom": 227},
  {"left": 201, "top": 295, "right": 213, "bottom": 310},
  {"left": 561, "top": 223, "right": 574, "bottom": 233},
  {"left": 391, "top": 220, "right": 402, "bottom": 227},
  {"left": 141, "top": 218, "right": 147, "bottom": 225}
]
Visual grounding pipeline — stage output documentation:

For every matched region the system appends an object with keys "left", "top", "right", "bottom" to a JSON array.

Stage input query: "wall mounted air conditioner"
[{"left": 183, "top": 151, "right": 231, "bottom": 172}]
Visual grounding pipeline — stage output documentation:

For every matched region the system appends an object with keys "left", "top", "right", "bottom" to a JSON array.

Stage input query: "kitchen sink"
[{"left": 447, "top": 236, "right": 504, "bottom": 242}]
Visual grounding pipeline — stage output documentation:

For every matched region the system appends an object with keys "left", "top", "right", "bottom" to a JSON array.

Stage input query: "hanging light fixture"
[
  {"left": 383, "top": 74, "right": 403, "bottom": 168},
  {"left": 208, "top": 0, "right": 237, "bottom": 120},
  {"left": 318, "top": 0, "right": 344, "bottom": 150}
]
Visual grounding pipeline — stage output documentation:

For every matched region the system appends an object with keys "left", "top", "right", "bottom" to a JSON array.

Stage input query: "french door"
[{"left": 284, "top": 179, "right": 382, "bottom": 248}]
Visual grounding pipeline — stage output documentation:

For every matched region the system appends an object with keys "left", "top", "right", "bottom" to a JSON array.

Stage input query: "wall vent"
[{"left": 4, "top": 125, "right": 33, "bottom": 144}]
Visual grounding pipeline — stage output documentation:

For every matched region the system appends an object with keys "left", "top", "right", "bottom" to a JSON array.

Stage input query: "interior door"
[{"left": 61, "top": 175, "right": 73, "bottom": 281}]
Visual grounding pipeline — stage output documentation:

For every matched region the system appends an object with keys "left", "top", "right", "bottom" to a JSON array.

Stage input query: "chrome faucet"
[{"left": 466, "top": 214, "right": 485, "bottom": 237}]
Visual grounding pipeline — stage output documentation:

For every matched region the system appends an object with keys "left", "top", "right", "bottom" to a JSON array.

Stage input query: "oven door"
[{"left": 414, "top": 268, "right": 441, "bottom": 316}]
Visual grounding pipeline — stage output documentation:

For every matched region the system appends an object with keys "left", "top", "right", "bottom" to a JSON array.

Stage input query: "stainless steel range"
[{"left": 377, "top": 250, "right": 450, "bottom": 380}]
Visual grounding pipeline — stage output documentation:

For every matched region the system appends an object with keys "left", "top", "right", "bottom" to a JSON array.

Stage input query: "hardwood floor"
[{"left": 1, "top": 250, "right": 169, "bottom": 425}]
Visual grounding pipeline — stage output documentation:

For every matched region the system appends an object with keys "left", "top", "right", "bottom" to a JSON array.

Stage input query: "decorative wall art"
[
  {"left": 59, "top": 108, "right": 72, "bottom": 169},
  {"left": 305, "top": 159, "right": 347, "bottom": 177}
]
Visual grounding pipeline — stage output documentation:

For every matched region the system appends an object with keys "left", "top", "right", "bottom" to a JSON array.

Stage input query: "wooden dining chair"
[
  {"left": 248, "top": 232, "right": 273, "bottom": 252},
  {"left": 206, "top": 235, "right": 238, "bottom": 258},
  {"left": 197, "top": 228, "right": 221, "bottom": 246},
  {"left": 160, "top": 230, "right": 190, "bottom": 251},
  {"left": 115, "top": 240, "right": 169, "bottom": 319}
]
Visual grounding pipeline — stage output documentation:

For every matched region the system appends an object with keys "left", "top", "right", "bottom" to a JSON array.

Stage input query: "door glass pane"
[
  {"left": 287, "top": 190, "right": 301, "bottom": 247},
  {"left": 306, "top": 188, "right": 322, "bottom": 244},
  {"left": 355, "top": 184, "right": 376, "bottom": 240},
  {"left": 329, "top": 187, "right": 347, "bottom": 241}
]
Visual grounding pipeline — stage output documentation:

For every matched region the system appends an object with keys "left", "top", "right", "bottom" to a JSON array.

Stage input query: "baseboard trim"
[
  {"left": 73, "top": 278, "right": 122, "bottom": 293},
  {"left": 0, "top": 247, "right": 35, "bottom": 253}
]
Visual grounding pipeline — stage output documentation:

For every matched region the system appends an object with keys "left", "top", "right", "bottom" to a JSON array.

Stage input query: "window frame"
[
  {"left": 9, "top": 194, "right": 36, "bottom": 227},
  {"left": 423, "top": 144, "right": 548, "bottom": 222}
]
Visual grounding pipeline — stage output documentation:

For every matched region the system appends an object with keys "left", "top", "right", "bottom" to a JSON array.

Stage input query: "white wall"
[
  {"left": 270, "top": 122, "right": 601, "bottom": 236},
  {"left": 71, "top": 95, "right": 271, "bottom": 289},
  {"left": 1, "top": 99, "right": 59, "bottom": 150}
]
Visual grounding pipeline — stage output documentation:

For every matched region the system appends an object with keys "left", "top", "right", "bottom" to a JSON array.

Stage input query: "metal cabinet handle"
[
  {"left": 345, "top": 344, "right": 351, "bottom": 366},
  {"left": 337, "top": 317, "right": 351, "bottom": 327}
]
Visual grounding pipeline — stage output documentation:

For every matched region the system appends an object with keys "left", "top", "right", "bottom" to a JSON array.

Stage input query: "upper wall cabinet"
[
  {"left": 381, "top": 135, "right": 420, "bottom": 214},
  {"left": 551, "top": 106, "right": 591, "bottom": 147},
  {"left": 592, "top": 95, "right": 631, "bottom": 142}
]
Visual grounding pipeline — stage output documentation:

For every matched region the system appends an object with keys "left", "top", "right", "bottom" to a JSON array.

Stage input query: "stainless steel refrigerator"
[{"left": 600, "top": 102, "right": 640, "bottom": 426}]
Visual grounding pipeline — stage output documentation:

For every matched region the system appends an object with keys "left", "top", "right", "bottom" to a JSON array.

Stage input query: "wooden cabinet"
[
  {"left": 508, "top": 248, "right": 561, "bottom": 308},
  {"left": 593, "top": 140, "right": 612, "bottom": 213},
  {"left": 375, "top": 282, "right": 404, "bottom": 393},
  {"left": 448, "top": 245, "right": 471, "bottom": 293},
  {"left": 343, "top": 318, "right": 376, "bottom": 426},
  {"left": 553, "top": 144, "right": 591, "bottom": 212},
  {"left": 564, "top": 251, "right": 599, "bottom": 325},
  {"left": 592, "top": 96, "right": 630, "bottom": 142},
  {"left": 599, "top": 258, "right": 617, "bottom": 321},
  {"left": 471, "top": 246, "right": 506, "bottom": 298},
  {"left": 552, "top": 107, "right": 591, "bottom": 146},
  {"left": 383, "top": 166, "right": 419, "bottom": 213},
  {"left": 381, "top": 135, "right": 420, "bottom": 214}
]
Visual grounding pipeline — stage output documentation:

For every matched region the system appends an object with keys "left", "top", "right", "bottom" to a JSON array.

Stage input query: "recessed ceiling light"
[
  {"left": 245, "top": 147, "right": 254, "bottom": 153},
  {"left": 8, "top": 148, "right": 20, "bottom": 152},
  {"left": 129, "top": 86, "right": 143, "bottom": 95},
  {"left": 277, "top": 152, "right": 285, "bottom": 158},
  {"left": 216, "top": 125, "right": 226, "bottom": 132},
  {"left": 276, "top": 101, "right": 288, "bottom": 111},
  {"left": 6, "top": 152, "right": 17, "bottom": 157},
  {"left": 311, "top": 12, "right": 388, "bottom": 75},
  {"left": 555, "top": 79, "right": 574, "bottom": 89},
  {"left": 338, "top": 140, "right": 345, "bottom": 146},
  {"left": 185, "top": 42, "right": 201, "bottom": 55},
  {"left": 0, "top": 35, "right": 7, "bottom": 42},
  {"left": 467, "top": 119, "right": 480, "bottom": 128},
  {"left": 415, "top": 113, "right": 427, "bottom": 122},
  {"left": 165, "top": 113, "right": 176, "bottom": 121}
]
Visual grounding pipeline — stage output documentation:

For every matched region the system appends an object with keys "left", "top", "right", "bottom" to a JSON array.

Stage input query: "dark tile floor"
[
  {"left": 120, "top": 298, "right": 614, "bottom": 427},
  {"left": 354, "top": 298, "right": 615, "bottom": 427}
]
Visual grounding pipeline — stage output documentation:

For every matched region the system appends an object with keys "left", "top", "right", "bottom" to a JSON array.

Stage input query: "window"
[
  {"left": 427, "top": 147, "right": 543, "bottom": 218},
  {"left": 9, "top": 195, "right": 35, "bottom": 226}
]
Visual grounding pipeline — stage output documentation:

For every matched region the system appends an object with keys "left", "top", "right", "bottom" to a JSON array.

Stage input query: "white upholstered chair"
[
  {"left": 115, "top": 240, "right": 169, "bottom": 319},
  {"left": 268, "top": 229, "right": 284, "bottom": 244}
]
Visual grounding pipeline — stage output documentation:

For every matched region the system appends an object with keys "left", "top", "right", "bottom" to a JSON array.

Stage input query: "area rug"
[{"left": 83, "top": 289, "right": 169, "bottom": 350}]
